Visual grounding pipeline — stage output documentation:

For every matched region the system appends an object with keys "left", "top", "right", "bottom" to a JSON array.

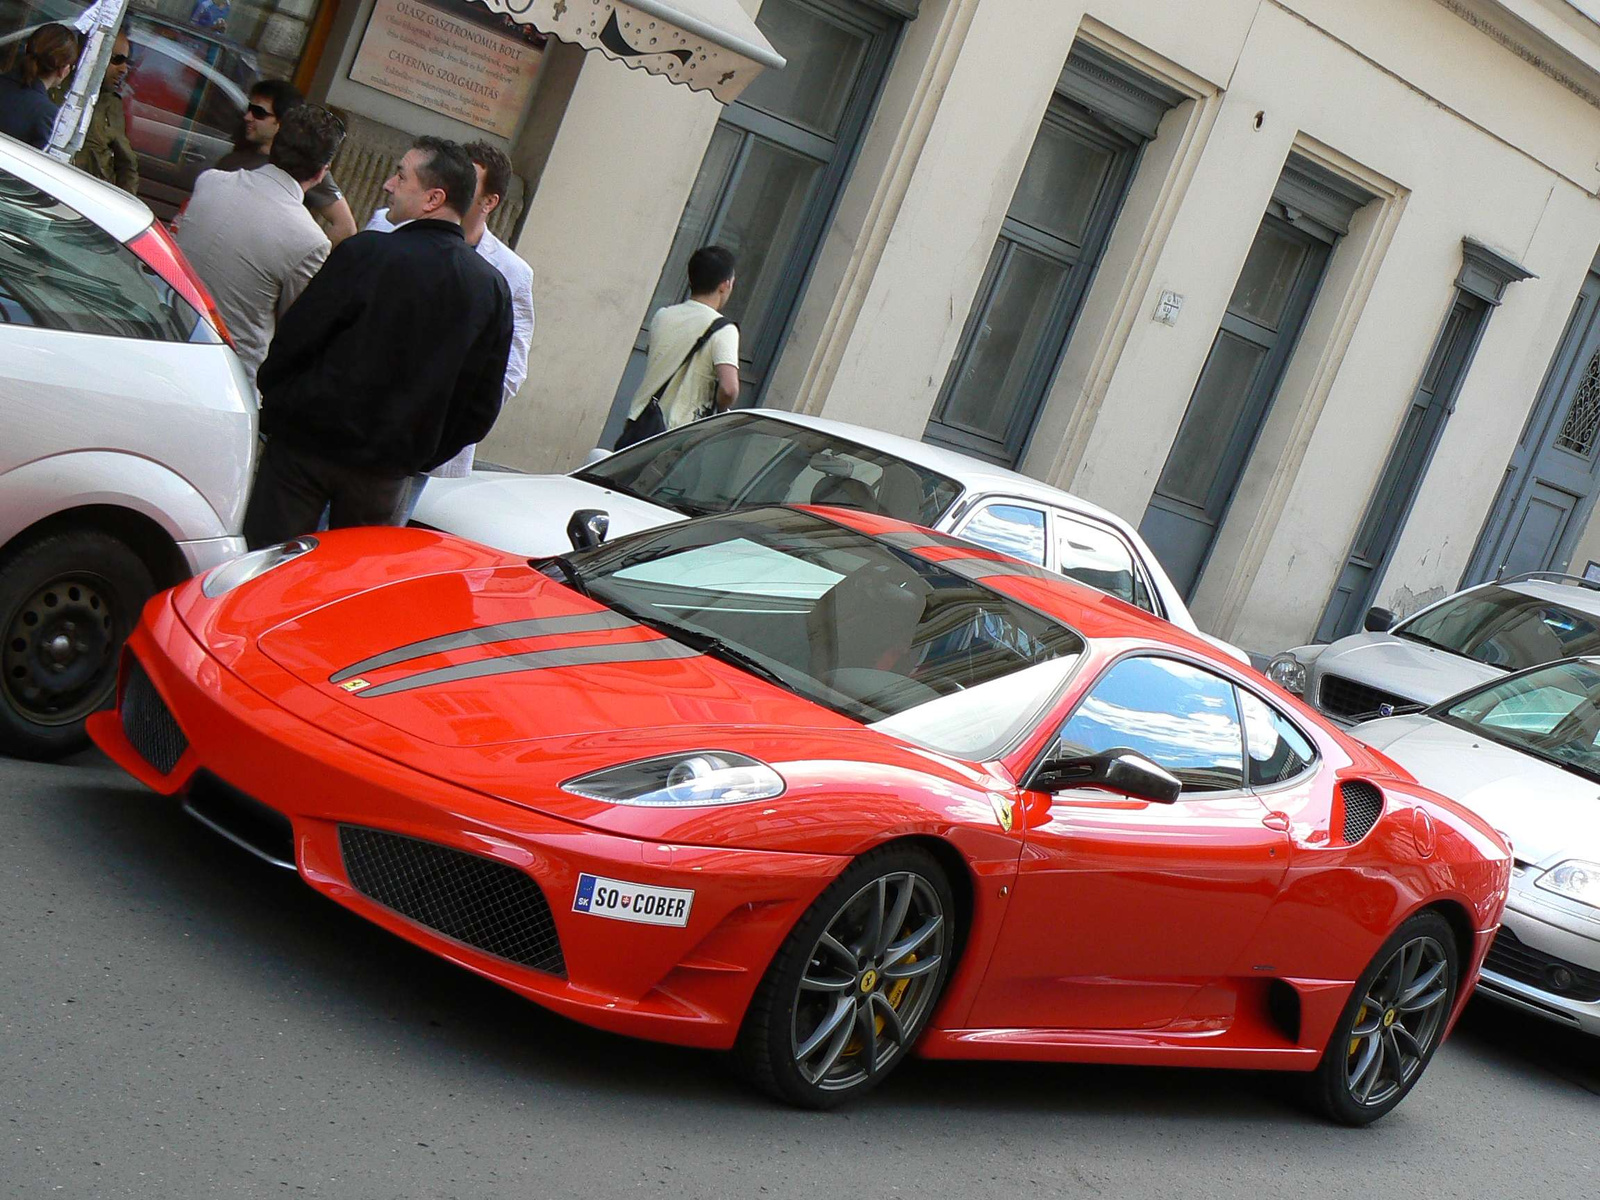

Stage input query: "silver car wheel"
[
  {"left": 1344, "top": 934, "right": 1452, "bottom": 1108},
  {"left": 790, "top": 871, "right": 947, "bottom": 1092}
]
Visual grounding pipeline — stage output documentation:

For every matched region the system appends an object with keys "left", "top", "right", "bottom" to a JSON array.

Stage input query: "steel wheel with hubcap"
[
  {"left": 0, "top": 530, "right": 154, "bottom": 760},
  {"left": 1309, "top": 910, "right": 1459, "bottom": 1125},
  {"left": 737, "top": 845, "right": 956, "bottom": 1108}
]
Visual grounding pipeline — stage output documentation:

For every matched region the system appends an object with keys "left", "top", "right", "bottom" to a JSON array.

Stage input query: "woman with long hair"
[{"left": 0, "top": 23, "right": 81, "bottom": 149}]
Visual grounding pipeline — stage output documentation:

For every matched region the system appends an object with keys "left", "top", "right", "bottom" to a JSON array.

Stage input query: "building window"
[
  {"left": 924, "top": 44, "right": 1181, "bottom": 467},
  {"left": 0, "top": 0, "right": 331, "bottom": 216},
  {"left": 605, "top": 0, "right": 903, "bottom": 441},
  {"left": 1140, "top": 155, "right": 1375, "bottom": 598}
]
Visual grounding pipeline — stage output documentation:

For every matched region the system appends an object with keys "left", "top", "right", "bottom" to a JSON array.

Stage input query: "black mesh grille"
[
  {"left": 121, "top": 659, "right": 187, "bottom": 774},
  {"left": 1483, "top": 927, "right": 1600, "bottom": 1002},
  {"left": 1318, "top": 674, "right": 1414, "bottom": 722},
  {"left": 339, "top": 826, "right": 566, "bottom": 977},
  {"left": 1340, "top": 781, "right": 1384, "bottom": 844}
]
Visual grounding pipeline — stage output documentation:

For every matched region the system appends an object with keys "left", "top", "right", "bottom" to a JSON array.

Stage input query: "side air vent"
[{"left": 1340, "top": 781, "right": 1384, "bottom": 844}]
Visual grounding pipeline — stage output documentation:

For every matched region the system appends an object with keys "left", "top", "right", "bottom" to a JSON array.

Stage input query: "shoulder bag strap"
[{"left": 649, "top": 316, "right": 735, "bottom": 403}]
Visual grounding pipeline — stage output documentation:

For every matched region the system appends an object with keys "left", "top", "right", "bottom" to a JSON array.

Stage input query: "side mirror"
[
  {"left": 582, "top": 447, "right": 611, "bottom": 467},
  {"left": 1363, "top": 606, "right": 1397, "bottom": 633},
  {"left": 567, "top": 508, "right": 610, "bottom": 551},
  {"left": 1030, "top": 747, "right": 1182, "bottom": 804}
]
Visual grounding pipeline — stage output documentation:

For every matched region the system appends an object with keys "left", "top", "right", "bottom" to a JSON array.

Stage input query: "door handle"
[{"left": 1261, "top": 811, "right": 1291, "bottom": 832}]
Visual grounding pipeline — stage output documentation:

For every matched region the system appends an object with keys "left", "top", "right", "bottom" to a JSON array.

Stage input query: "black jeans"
[{"left": 243, "top": 438, "right": 412, "bottom": 549}]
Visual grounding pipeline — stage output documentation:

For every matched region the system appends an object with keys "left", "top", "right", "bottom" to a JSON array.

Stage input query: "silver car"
[
  {"left": 1357, "top": 660, "right": 1600, "bottom": 1035},
  {"left": 0, "top": 135, "right": 255, "bottom": 759},
  {"left": 414, "top": 410, "right": 1249, "bottom": 662},
  {"left": 1265, "top": 573, "right": 1600, "bottom": 723}
]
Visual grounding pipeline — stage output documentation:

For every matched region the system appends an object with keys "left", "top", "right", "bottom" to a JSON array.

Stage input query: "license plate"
[{"left": 572, "top": 873, "right": 694, "bottom": 927}]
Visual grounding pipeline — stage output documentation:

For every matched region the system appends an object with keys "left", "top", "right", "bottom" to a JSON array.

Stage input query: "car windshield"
[
  {"left": 1438, "top": 659, "right": 1600, "bottom": 783},
  {"left": 557, "top": 507, "right": 1085, "bottom": 759},
  {"left": 575, "top": 415, "right": 963, "bottom": 526},
  {"left": 1392, "top": 585, "right": 1600, "bottom": 672}
]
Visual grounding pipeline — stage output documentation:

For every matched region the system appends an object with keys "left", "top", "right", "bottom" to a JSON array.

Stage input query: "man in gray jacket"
[{"left": 176, "top": 105, "right": 345, "bottom": 389}]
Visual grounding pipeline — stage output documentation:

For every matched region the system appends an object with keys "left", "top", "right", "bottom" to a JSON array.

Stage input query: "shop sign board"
[{"left": 350, "top": 0, "right": 545, "bottom": 137}]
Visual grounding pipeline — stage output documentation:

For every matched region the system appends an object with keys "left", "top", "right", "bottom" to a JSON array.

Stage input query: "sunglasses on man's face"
[
  {"left": 245, "top": 103, "right": 274, "bottom": 120},
  {"left": 108, "top": 53, "right": 130, "bottom": 66}
]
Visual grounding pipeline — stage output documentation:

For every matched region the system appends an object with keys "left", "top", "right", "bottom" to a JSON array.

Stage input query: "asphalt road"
[{"left": 2, "top": 752, "right": 1596, "bottom": 1200}]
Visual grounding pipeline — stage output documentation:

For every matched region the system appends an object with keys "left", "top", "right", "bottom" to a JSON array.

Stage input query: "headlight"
[
  {"left": 1535, "top": 859, "right": 1600, "bottom": 909},
  {"left": 1266, "top": 653, "right": 1306, "bottom": 695},
  {"left": 202, "top": 537, "right": 317, "bottom": 598},
  {"left": 562, "top": 752, "right": 785, "bottom": 808}
]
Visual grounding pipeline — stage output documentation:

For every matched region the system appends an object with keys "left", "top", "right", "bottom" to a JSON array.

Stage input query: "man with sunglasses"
[
  {"left": 72, "top": 29, "right": 137, "bottom": 193},
  {"left": 215, "top": 80, "right": 358, "bottom": 245}
]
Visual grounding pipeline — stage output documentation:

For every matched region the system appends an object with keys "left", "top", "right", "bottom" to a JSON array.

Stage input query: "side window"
[
  {"left": 1055, "top": 656, "right": 1245, "bottom": 792},
  {"left": 0, "top": 170, "right": 199, "bottom": 341},
  {"left": 1238, "top": 690, "right": 1317, "bottom": 786},
  {"left": 1054, "top": 514, "right": 1153, "bottom": 611},
  {"left": 961, "top": 503, "right": 1048, "bottom": 566}
]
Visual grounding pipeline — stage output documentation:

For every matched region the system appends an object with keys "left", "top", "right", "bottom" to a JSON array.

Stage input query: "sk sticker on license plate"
[{"left": 573, "top": 873, "right": 694, "bottom": 927}]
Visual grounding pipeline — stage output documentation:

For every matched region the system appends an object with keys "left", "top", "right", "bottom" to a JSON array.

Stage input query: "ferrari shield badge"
[
  {"left": 339, "top": 678, "right": 371, "bottom": 693},
  {"left": 989, "top": 793, "right": 1015, "bottom": 832}
]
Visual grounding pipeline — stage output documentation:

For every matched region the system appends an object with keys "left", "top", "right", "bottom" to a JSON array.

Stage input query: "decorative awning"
[{"left": 472, "top": 0, "right": 785, "bottom": 103}]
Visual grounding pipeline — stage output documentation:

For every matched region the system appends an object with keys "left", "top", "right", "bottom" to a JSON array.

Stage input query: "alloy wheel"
[
  {"left": 1344, "top": 934, "right": 1452, "bottom": 1108},
  {"left": 790, "top": 871, "right": 948, "bottom": 1092}
]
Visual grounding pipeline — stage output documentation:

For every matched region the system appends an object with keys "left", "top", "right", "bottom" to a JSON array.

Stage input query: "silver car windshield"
[
  {"left": 1440, "top": 659, "right": 1600, "bottom": 783},
  {"left": 1394, "top": 585, "right": 1600, "bottom": 673},
  {"left": 559, "top": 507, "right": 1084, "bottom": 759},
  {"left": 576, "top": 414, "right": 963, "bottom": 527}
]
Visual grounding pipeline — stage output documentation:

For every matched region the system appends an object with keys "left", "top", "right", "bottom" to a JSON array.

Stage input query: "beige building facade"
[{"left": 301, "top": 0, "right": 1600, "bottom": 655}]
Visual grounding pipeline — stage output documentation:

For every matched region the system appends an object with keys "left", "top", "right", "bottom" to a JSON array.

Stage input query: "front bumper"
[
  {"left": 88, "top": 594, "right": 845, "bottom": 1050},
  {"left": 1475, "top": 878, "right": 1600, "bottom": 1036}
]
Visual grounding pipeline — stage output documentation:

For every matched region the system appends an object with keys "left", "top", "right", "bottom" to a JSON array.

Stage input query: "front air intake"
[
  {"left": 1340, "top": 781, "right": 1384, "bottom": 844},
  {"left": 121, "top": 658, "right": 188, "bottom": 774},
  {"left": 339, "top": 826, "right": 566, "bottom": 977}
]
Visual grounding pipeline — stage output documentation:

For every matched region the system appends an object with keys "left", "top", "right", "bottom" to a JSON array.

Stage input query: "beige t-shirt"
[{"left": 629, "top": 299, "right": 740, "bottom": 430}]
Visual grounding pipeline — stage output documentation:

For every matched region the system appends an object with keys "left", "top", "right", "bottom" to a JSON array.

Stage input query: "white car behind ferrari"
[{"left": 413, "top": 409, "right": 1248, "bottom": 663}]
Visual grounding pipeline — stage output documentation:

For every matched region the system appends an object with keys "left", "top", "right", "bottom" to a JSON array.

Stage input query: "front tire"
[
  {"left": 0, "top": 530, "right": 155, "bottom": 760},
  {"left": 736, "top": 845, "right": 956, "bottom": 1109},
  {"left": 1307, "top": 910, "right": 1460, "bottom": 1126}
]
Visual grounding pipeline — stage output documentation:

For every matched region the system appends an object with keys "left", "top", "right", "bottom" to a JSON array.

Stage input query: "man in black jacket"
[{"left": 243, "top": 136, "right": 514, "bottom": 549}]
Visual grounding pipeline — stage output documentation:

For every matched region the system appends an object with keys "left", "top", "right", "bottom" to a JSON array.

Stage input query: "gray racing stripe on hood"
[
  {"left": 353, "top": 638, "right": 700, "bottom": 698},
  {"left": 330, "top": 611, "right": 639, "bottom": 683}
]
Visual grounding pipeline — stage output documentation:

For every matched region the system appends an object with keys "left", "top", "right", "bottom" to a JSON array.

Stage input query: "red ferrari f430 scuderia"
[{"left": 90, "top": 505, "right": 1510, "bottom": 1123}]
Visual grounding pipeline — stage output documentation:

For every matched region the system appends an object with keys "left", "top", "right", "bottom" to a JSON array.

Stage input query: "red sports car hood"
[
  {"left": 232, "top": 564, "right": 989, "bottom": 840},
  {"left": 253, "top": 566, "right": 855, "bottom": 751}
]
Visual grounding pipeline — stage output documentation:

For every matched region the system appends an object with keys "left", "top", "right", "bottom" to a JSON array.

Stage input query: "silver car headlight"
[
  {"left": 562, "top": 752, "right": 785, "bottom": 808},
  {"left": 1535, "top": 859, "right": 1600, "bottom": 909},
  {"left": 202, "top": 537, "right": 317, "bottom": 597},
  {"left": 1266, "top": 652, "right": 1307, "bottom": 695}
]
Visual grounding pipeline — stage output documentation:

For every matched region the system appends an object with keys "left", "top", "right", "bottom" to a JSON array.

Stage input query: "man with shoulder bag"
[{"left": 617, "top": 245, "right": 739, "bottom": 449}]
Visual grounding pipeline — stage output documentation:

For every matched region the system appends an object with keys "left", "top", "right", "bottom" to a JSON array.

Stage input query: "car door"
[{"left": 969, "top": 654, "right": 1290, "bottom": 1031}]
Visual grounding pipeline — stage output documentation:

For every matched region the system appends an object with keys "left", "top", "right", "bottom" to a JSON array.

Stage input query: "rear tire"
[
  {"left": 1306, "top": 910, "right": 1460, "bottom": 1126},
  {"left": 735, "top": 844, "right": 956, "bottom": 1109},
  {"left": 0, "top": 530, "right": 155, "bottom": 760}
]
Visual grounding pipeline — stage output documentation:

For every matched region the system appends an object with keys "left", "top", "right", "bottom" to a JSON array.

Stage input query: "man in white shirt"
[
  {"left": 175, "top": 105, "right": 345, "bottom": 389},
  {"left": 367, "top": 139, "right": 535, "bottom": 498},
  {"left": 628, "top": 246, "right": 740, "bottom": 432}
]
